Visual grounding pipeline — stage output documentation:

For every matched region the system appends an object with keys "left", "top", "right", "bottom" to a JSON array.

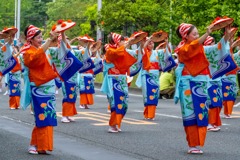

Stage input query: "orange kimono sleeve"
[
  {"left": 178, "top": 39, "right": 209, "bottom": 76},
  {"left": 105, "top": 46, "right": 125, "bottom": 63},
  {"left": 115, "top": 50, "right": 137, "bottom": 73},
  {"left": 23, "top": 48, "right": 46, "bottom": 68},
  {"left": 23, "top": 47, "right": 57, "bottom": 86},
  {"left": 106, "top": 46, "right": 137, "bottom": 74},
  {"left": 178, "top": 40, "right": 202, "bottom": 61}
]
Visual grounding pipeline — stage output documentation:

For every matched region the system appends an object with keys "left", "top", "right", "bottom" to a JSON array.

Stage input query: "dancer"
[
  {"left": 20, "top": 25, "right": 58, "bottom": 154},
  {"left": 76, "top": 35, "right": 95, "bottom": 109},
  {"left": 204, "top": 36, "right": 222, "bottom": 131},
  {"left": 101, "top": 32, "right": 138, "bottom": 132},
  {"left": 136, "top": 31, "right": 174, "bottom": 120},
  {"left": 174, "top": 22, "right": 231, "bottom": 154}
]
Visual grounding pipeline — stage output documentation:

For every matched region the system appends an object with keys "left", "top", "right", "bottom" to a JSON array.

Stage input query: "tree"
[
  {"left": 99, "top": 0, "right": 173, "bottom": 43},
  {"left": 171, "top": 0, "right": 240, "bottom": 44},
  {"left": 0, "top": 0, "right": 16, "bottom": 28},
  {"left": 21, "top": 0, "right": 50, "bottom": 31},
  {"left": 45, "top": 0, "right": 96, "bottom": 39},
  {"left": 99, "top": 0, "right": 240, "bottom": 46}
]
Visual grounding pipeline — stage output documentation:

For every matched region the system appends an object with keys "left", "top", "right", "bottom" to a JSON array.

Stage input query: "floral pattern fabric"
[
  {"left": 158, "top": 48, "right": 176, "bottom": 72},
  {"left": 178, "top": 75, "right": 209, "bottom": 127},
  {"left": 0, "top": 43, "right": 17, "bottom": 75},
  {"left": 190, "top": 80, "right": 208, "bottom": 127},
  {"left": 9, "top": 71, "right": 21, "bottom": 96},
  {"left": 204, "top": 38, "right": 237, "bottom": 79},
  {"left": 62, "top": 74, "right": 78, "bottom": 103},
  {"left": 207, "top": 79, "right": 223, "bottom": 108},
  {"left": 108, "top": 75, "right": 128, "bottom": 115},
  {"left": 30, "top": 80, "right": 57, "bottom": 127},
  {"left": 221, "top": 75, "right": 238, "bottom": 101},
  {"left": 142, "top": 72, "right": 159, "bottom": 106},
  {"left": 78, "top": 73, "right": 95, "bottom": 94}
]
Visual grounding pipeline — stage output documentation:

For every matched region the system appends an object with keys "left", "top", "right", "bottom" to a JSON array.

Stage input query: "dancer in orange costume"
[
  {"left": 20, "top": 25, "right": 58, "bottom": 154},
  {"left": 174, "top": 22, "right": 231, "bottom": 154}
]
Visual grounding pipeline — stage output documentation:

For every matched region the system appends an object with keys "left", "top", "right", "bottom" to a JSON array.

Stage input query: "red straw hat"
[
  {"left": 2, "top": 26, "right": 18, "bottom": 36},
  {"left": 211, "top": 16, "right": 234, "bottom": 31},
  {"left": 155, "top": 42, "right": 167, "bottom": 50},
  {"left": 232, "top": 37, "right": 240, "bottom": 48},
  {"left": 0, "top": 32, "right": 8, "bottom": 39},
  {"left": 77, "top": 35, "right": 94, "bottom": 47},
  {"left": 229, "top": 27, "right": 238, "bottom": 39},
  {"left": 129, "top": 31, "right": 148, "bottom": 45},
  {"left": 51, "top": 19, "right": 76, "bottom": 33},
  {"left": 151, "top": 30, "right": 168, "bottom": 42}
]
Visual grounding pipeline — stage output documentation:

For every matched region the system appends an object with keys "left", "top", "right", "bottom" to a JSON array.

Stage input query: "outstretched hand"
[
  {"left": 143, "top": 36, "right": 153, "bottom": 49},
  {"left": 224, "top": 25, "right": 232, "bottom": 42},
  {"left": 206, "top": 24, "right": 214, "bottom": 35},
  {"left": 124, "top": 37, "right": 134, "bottom": 48},
  {"left": 50, "top": 31, "right": 58, "bottom": 40},
  {"left": 225, "top": 25, "right": 231, "bottom": 35}
]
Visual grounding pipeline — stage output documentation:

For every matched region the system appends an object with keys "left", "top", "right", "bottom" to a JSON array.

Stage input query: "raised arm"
[
  {"left": 223, "top": 25, "right": 231, "bottom": 43},
  {"left": 42, "top": 33, "right": 58, "bottom": 52},
  {"left": 198, "top": 25, "right": 213, "bottom": 44}
]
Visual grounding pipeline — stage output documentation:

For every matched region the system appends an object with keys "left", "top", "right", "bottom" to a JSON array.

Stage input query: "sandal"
[
  {"left": 108, "top": 126, "right": 118, "bottom": 133},
  {"left": 61, "top": 117, "right": 70, "bottom": 123},
  {"left": 224, "top": 115, "right": 232, "bottom": 119},
  {"left": 207, "top": 126, "right": 220, "bottom": 132},
  {"left": 188, "top": 147, "right": 203, "bottom": 154},
  {"left": 28, "top": 146, "right": 38, "bottom": 155},
  {"left": 67, "top": 117, "right": 75, "bottom": 122}
]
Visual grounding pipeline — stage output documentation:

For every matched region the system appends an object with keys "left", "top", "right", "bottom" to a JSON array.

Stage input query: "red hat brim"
[
  {"left": 0, "top": 32, "right": 8, "bottom": 39},
  {"left": 151, "top": 31, "right": 168, "bottom": 42},
  {"left": 232, "top": 39, "right": 240, "bottom": 48},
  {"left": 55, "top": 22, "right": 76, "bottom": 33},
  {"left": 211, "top": 18, "right": 234, "bottom": 31},
  {"left": 2, "top": 28, "right": 18, "bottom": 36},
  {"left": 155, "top": 42, "right": 167, "bottom": 50},
  {"left": 130, "top": 32, "right": 148, "bottom": 45},
  {"left": 77, "top": 37, "right": 94, "bottom": 47},
  {"left": 229, "top": 28, "right": 238, "bottom": 38}
]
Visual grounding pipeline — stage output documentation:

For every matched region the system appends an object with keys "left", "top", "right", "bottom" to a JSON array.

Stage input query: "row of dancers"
[{"left": 0, "top": 16, "right": 240, "bottom": 155}]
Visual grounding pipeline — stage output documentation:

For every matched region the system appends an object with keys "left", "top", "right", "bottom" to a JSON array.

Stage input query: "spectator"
[{"left": 159, "top": 69, "right": 175, "bottom": 99}]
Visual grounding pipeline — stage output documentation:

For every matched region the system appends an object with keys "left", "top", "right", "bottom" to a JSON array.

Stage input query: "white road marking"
[
  {"left": 234, "top": 102, "right": 240, "bottom": 108},
  {"left": 133, "top": 110, "right": 232, "bottom": 126},
  {"left": 0, "top": 115, "right": 33, "bottom": 126},
  {"left": 95, "top": 95, "right": 107, "bottom": 98},
  {"left": 133, "top": 110, "right": 182, "bottom": 119}
]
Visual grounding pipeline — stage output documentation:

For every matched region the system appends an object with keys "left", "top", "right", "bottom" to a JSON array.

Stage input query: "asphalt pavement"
[{"left": 0, "top": 84, "right": 240, "bottom": 160}]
